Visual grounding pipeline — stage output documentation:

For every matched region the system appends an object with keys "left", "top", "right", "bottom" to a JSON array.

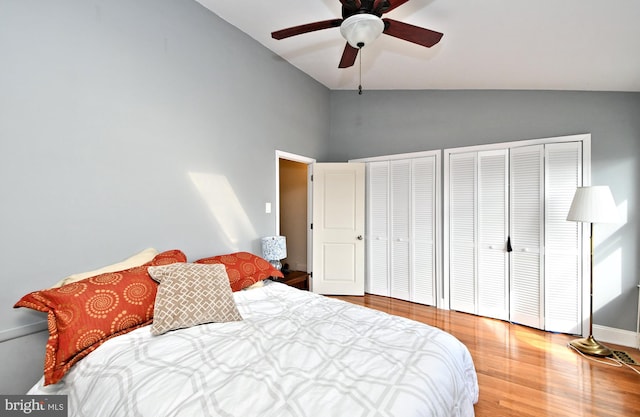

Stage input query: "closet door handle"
[{"left": 357, "top": 235, "right": 363, "bottom": 240}]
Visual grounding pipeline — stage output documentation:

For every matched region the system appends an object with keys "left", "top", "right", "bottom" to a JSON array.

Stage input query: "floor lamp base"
[{"left": 569, "top": 335, "right": 612, "bottom": 357}]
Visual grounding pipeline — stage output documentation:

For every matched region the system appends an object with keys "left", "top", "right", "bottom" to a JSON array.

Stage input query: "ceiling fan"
[{"left": 271, "top": 0, "right": 443, "bottom": 69}]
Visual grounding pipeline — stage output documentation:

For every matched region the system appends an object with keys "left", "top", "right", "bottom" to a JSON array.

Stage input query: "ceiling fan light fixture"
[{"left": 340, "top": 14, "right": 384, "bottom": 49}]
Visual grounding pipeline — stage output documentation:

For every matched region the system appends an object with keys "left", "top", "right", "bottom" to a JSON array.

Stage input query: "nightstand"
[{"left": 275, "top": 270, "right": 309, "bottom": 290}]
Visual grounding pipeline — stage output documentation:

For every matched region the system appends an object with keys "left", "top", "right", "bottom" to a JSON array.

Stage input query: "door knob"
[{"left": 357, "top": 235, "right": 363, "bottom": 240}]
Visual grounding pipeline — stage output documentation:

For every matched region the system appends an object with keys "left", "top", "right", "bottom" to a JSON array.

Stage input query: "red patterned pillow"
[
  {"left": 14, "top": 249, "right": 186, "bottom": 385},
  {"left": 195, "top": 251, "right": 283, "bottom": 291}
]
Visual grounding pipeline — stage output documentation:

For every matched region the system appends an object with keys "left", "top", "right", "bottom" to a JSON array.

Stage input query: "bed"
[{"left": 19, "top": 250, "right": 479, "bottom": 417}]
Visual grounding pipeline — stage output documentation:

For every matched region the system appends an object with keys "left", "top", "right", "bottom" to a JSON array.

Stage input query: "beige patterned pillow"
[{"left": 147, "top": 263, "right": 243, "bottom": 336}]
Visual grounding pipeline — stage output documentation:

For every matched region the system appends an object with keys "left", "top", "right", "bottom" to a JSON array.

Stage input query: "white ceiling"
[{"left": 196, "top": 0, "right": 640, "bottom": 91}]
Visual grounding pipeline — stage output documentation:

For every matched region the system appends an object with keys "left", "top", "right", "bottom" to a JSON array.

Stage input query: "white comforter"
[{"left": 29, "top": 281, "right": 478, "bottom": 417}]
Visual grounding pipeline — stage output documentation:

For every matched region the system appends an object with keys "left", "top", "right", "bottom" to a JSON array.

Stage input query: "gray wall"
[
  {"left": 0, "top": 0, "right": 329, "bottom": 393},
  {"left": 2, "top": 0, "right": 638, "bottom": 396},
  {"left": 329, "top": 90, "right": 640, "bottom": 332}
]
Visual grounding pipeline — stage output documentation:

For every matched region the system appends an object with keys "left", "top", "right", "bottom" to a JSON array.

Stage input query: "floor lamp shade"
[
  {"left": 566, "top": 186, "right": 618, "bottom": 223},
  {"left": 261, "top": 236, "right": 287, "bottom": 270},
  {"left": 566, "top": 185, "right": 618, "bottom": 357}
]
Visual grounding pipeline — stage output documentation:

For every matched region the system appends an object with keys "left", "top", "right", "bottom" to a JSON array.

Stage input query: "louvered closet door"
[
  {"left": 477, "top": 150, "right": 509, "bottom": 320},
  {"left": 447, "top": 136, "right": 586, "bottom": 332},
  {"left": 390, "top": 160, "right": 411, "bottom": 300},
  {"left": 509, "top": 145, "right": 544, "bottom": 329},
  {"left": 449, "top": 152, "right": 477, "bottom": 314},
  {"left": 366, "top": 162, "right": 389, "bottom": 296},
  {"left": 545, "top": 142, "right": 582, "bottom": 333},
  {"left": 412, "top": 157, "right": 436, "bottom": 305}
]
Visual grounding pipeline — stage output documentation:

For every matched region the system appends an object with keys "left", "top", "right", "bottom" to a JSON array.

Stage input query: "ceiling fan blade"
[
  {"left": 340, "top": 0, "right": 361, "bottom": 11},
  {"left": 382, "top": 18, "right": 443, "bottom": 47},
  {"left": 338, "top": 43, "right": 359, "bottom": 68},
  {"left": 372, "top": 0, "right": 386, "bottom": 14},
  {"left": 272, "top": 19, "right": 343, "bottom": 40},
  {"left": 383, "top": 0, "right": 410, "bottom": 14}
]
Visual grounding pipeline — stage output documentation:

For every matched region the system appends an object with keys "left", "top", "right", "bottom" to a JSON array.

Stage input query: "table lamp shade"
[
  {"left": 566, "top": 186, "right": 618, "bottom": 224},
  {"left": 261, "top": 236, "right": 287, "bottom": 261}
]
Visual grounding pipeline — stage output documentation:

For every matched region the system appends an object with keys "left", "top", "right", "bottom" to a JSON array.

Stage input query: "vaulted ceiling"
[{"left": 196, "top": 0, "right": 640, "bottom": 91}]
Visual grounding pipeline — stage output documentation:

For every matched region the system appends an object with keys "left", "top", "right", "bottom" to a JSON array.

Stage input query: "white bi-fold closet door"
[
  {"left": 446, "top": 135, "right": 587, "bottom": 334},
  {"left": 363, "top": 151, "right": 440, "bottom": 306}
]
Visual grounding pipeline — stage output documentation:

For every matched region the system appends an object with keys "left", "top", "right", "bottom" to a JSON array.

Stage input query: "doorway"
[
  {"left": 276, "top": 151, "right": 315, "bottom": 275},
  {"left": 276, "top": 151, "right": 366, "bottom": 295}
]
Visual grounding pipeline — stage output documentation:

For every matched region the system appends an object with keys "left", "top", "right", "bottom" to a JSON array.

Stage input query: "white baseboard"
[{"left": 593, "top": 324, "right": 639, "bottom": 350}]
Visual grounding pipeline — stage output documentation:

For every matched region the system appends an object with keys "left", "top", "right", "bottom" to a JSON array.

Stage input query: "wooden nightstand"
[{"left": 275, "top": 270, "right": 309, "bottom": 290}]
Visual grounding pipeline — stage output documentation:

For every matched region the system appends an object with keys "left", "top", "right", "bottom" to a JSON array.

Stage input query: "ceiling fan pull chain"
[{"left": 358, "top": 45, "right": 363, "bottom": 95}]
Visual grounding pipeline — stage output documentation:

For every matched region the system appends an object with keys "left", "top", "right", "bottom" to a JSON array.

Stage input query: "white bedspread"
[{"left": 29, "top": 281, "right": 478, "bottom": 417}]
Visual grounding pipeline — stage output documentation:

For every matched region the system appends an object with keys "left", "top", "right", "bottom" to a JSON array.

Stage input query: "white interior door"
[
  {"left": 364, "top": 154, "right": 438, "bottom": 306},
  {"left": 544, "top": 142, "right": 582, "bottom": 333},
  {"left": 411, "top": 156, "right": 437, "bottom": 306},
  {"left": 509, "top": 145, "right": 544, "bottom": 329},
  {"left": 448, "top": 150, "right": 509, "bottom": 319},
  {"left": 445, "top": 135, "right": 589, "bottom": 334},
  {"left": 366, "top": 161, "right": 390, "bottom": 296},
  {"left": 390, "top": 160, "right": 411, "bottom": 300},
  {"left": 477, "top": 149, "right": 509, "bottom": 320},
  {"left": 448, "top": 152, "right": 477, "bottom": 314},
  {"left": 311, "top": 163, "right": 365, "bottom": 295}
]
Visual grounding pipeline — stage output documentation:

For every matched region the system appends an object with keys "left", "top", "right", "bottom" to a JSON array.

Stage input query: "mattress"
[{"left": 29, "top": 281, "right": 478, "bottom": 417}]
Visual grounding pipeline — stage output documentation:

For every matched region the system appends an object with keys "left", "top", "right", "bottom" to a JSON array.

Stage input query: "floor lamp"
[{"left": 566, "top": 185, "right": 618, "bottom": 357}]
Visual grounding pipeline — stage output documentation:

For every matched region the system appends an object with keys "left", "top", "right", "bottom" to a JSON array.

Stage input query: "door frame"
[{"left": 275, "top": 150, "right": 316, "bottom": 274}]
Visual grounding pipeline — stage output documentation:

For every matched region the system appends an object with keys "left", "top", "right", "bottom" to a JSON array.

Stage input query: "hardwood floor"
[{"left": 331, "top": 294, "right": 640, "bottom": 417}]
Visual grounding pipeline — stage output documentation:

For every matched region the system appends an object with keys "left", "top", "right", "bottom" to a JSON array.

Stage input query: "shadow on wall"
[{"left": 593, "top": 198, "right": 633, "bottom": 328}]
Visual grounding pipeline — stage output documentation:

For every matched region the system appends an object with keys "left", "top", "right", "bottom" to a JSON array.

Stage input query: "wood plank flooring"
[{"left": 331, "top": 294, "right": 640, "bottom": 416}]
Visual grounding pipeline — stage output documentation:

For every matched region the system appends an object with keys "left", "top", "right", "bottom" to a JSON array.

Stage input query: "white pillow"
[
  {"left": 50, "top": 248, "right": 159, "bottom": 288},
  {"left": 243, "top": 280, "right": 265, "bottom": 290}
]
